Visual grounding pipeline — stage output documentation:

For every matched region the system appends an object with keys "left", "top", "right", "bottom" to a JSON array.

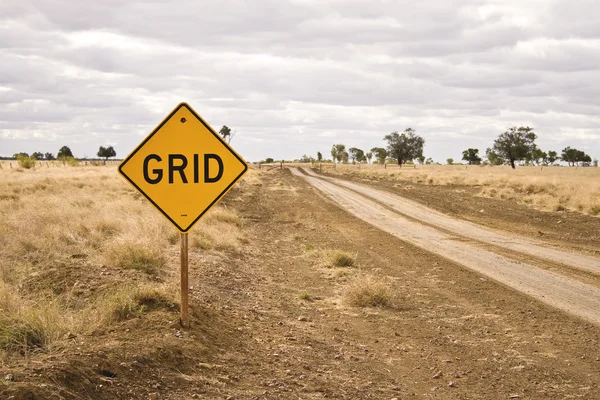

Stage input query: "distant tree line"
[
  {"left": 476, "top": 127, "right": 593, "bottom": 168},
  {"left": 9, "top": 145, "right": 118, "bottom": 165},
  {"left": 8, "top": 122, "right": 242, "bottom": 164},
  {"left": 9, "top": 121, "right": 242, "bottom": 162},
  {"left": 292, "top": 125, "right": 597, "bottom": 169},
  {"left": 326, "top": 128, "right": 427, "bottom": 167}
]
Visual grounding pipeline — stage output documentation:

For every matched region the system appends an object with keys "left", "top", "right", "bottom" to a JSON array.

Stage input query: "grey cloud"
[{"left": 0, "top": 0, "right": 599, "bottom": 163}]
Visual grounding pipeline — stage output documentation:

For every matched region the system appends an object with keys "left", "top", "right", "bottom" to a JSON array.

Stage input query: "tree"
[
  {"left": 546, "top": 151, "right": 558, "bottom": 165},
  {"left": 527, "top": 148, "right": 547, "bottom": 166},
  {"left": 97, "top": 146, "right": 116, "bottom": 164},
  {"left": 331, "top": 144, "right": 346, "bottom": 164},
  {"left": 365, "top": 151, "right": 372, "bottom": 163},
  {"left": 561, "top": 147, "right": 591, "bottom": 166},
  {"left": 349, "top": 148, "right": 364, "bottom": 164},
  {"left": 462, "top": 148, "right": 482, "bottom": 165},
  {"left": 265, "top": 157, "right": 274, "bottom": 163},
  {"left": 219, "top": 125, "right": 235, "bottom": 144},
  {"left": 416, "top": 155, "right": 425, "bottom": 164},
  {"left": 57, "top": 146, "right": 74, "bottom": 159},
  {"left": 358, "top": 149, "right": 366, "bottom": 162},
  {"left": 485, "top": 148, "right": 504, "bottom": 165},
  {"left": 317, "top": 152, "right": 323, "bottom": 162},
  {"left": 44, "top": 152, "right": 55, "bottom": 160},
  {"left": 371, "top": 147, "right": 387, "bottom": 164},
  {"left": 13, "top": 152, "right": 29, "bottom": 159},
  {"left": 535, "top": 149, "right": 547, "bottom": 166},
  {"left": 383, "top": 128, "right": 425, "bottom": 166},
  {"left": 341, "top": 151, "right": 349, "bottom": 164},
  {"left": 491, "top": 126, "right": 537, "bottom": 169},
  {"left": 300, "top": 154, "right": 315, "bottom": 163},
  {"left": 31, "top": 152, "right": 44, "bottom": 160},
  {"left": 561, "top": 147, "right": 577, "bottom": 166},
  {"left": 446, "top": 158, "right": 454, "bottom": 165}
]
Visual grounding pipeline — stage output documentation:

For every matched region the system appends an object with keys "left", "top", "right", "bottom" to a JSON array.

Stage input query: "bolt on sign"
[
  {"left": 119, "top": 102, "right": 248, "bottom": 232},
  {"left": 119, "top": 102, "right": 248, "bottom": 328}
]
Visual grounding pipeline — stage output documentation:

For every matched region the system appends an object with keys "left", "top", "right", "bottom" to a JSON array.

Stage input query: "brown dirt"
[
  {"left": 320, "top": 169, "right": 600, "bottom": 252},
  {"left": 2, "top": 168, "right": 600, "bottom": 399}
]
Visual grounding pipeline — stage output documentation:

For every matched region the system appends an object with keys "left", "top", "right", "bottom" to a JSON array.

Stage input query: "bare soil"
[{"left": 2, "top": 168, "right": 600, "bottom": 399}]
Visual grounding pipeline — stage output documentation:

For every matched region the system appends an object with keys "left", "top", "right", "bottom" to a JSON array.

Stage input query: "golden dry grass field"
[
  {"left": 314, "top": 163, "right": 600, "bottom": 216},
  {"left": 0, "top": 161, "right": 248, "bottom": 358}
]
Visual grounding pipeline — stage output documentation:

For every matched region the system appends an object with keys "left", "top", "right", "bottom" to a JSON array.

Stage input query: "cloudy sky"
[{"left": 1, "top": 0, "right": 599, "bottom": 162}]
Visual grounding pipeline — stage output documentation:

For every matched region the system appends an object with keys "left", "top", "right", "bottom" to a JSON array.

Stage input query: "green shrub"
[
  {"left": 58, "top": 156, "right": 79, "bottom": 166},
  {"left": 17, "top": 155, "right": 36, "bottom": 169}
]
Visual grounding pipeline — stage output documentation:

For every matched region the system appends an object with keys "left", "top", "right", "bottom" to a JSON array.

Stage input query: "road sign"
[{"left": 119, "top": 102, "right": 248, "bottom": 232}]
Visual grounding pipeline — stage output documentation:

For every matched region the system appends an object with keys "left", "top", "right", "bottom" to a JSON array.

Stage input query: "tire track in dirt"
[
  {"left": 290, "top": 167, "right": 600, "bottom": 326},
  {"left": 301, "top": 167, "right": 600, "bottom": 275}
]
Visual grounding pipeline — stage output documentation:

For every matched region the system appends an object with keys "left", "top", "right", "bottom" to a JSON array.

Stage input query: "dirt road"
[
  {"left": 302, "top": 168, "right": 600, "bottom": 274},
  {"left": 292, "top": 167, "right": 600, "bottom": 325}
]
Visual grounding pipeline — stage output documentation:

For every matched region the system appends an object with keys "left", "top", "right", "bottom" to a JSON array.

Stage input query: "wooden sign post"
[{"left": 180, "top": 232, "right": 189, "bottom": 327}]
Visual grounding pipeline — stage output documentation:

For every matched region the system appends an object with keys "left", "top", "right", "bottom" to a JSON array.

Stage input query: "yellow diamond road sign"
[{"left": 119, "top": 103, "right": 248, "bottom": 232}]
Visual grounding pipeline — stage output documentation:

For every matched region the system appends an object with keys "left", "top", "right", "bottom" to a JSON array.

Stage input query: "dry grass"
[
  {"left": 191, "top": 217, "right": 245, "bottom": 251},
  {"left": 344, "top": 275, "right": 394, "bottom": 308},
  {"left": 322, "top": 249, "right": 356, "bottom": 268},
  {"left": 298, "top": 291, "right": 313, "bottom": 301},
  {"left": 0, "top": 314, "right": 47, "bottom": 354},
  {"left": 325, "top": 164, "right": 600, "bottom": 216},
  {"left": 107, "top": 242, "right": 167, "bottom": 274},
  {"left": 0, "top": 163, "right": 249, "bottom": 356},
  {"left": 239, "top": 166, "right": 263, "bottom": 187},
  {"left": 0, "top": 279, "right": 178, "bottom": 355},
  {"left": 101, "top": 284, "right": 178, "bottom": 323},
  {"left": 0, "top": 281, "right": 83, "bottom": 354},
  {"left": 204, "top": 206, "right": 241, "bottom": 226}
]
